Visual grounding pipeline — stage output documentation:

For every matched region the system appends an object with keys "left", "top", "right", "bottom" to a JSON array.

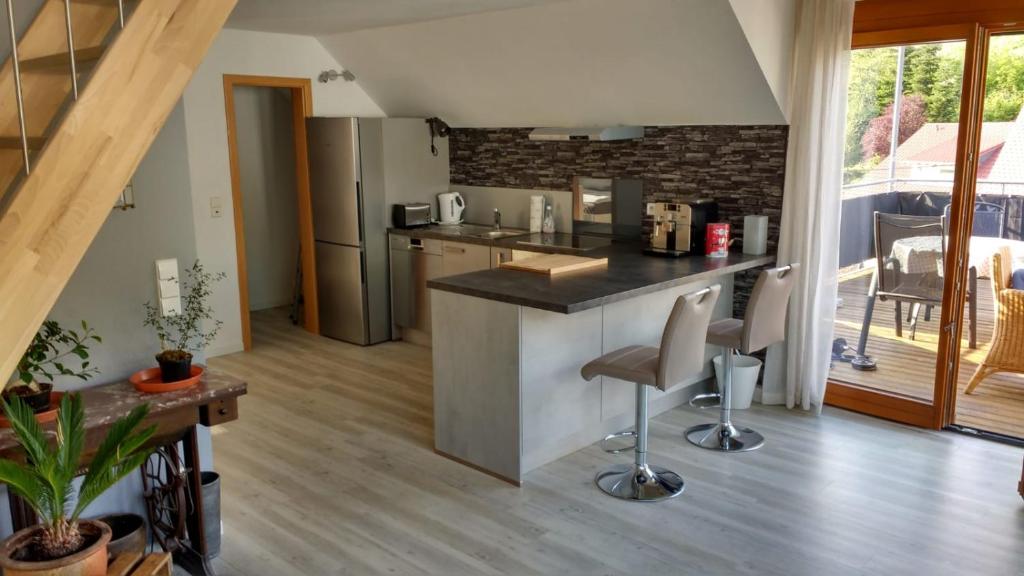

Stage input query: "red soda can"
[{"left": 706, "top": 223, "right": 730, "bottom": 257}]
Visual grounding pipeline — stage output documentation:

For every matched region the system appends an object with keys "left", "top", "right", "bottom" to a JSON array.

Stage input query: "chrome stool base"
[
  {"left": 600, "top": 430, "right": 637, "bottom": 454},
  {"left": 594, "top": 463, "right": 685, "bottom": 501},
  {"left": 685, "top": 422, "right": 764, "bottom": 452}
]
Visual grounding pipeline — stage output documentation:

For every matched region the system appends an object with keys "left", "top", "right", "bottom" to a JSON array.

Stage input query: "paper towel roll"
[
  {"left": 530, "top": 196, "right": 545, "bottom": 233},
  {"left": 743, "top": 215, "right": 769, "bottom": 255}
]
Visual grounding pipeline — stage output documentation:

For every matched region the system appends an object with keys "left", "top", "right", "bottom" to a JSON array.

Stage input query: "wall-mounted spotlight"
[{"left": 318, "top": 69, "right": 356, "bottom": 83}]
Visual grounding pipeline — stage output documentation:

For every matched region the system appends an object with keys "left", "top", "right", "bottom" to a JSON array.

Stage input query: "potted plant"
[
  {"left": 4, "top": 321, "right": 101, "bottom": 414},
  {"left": 143, "top": 260, "right": 224, "bottom": 383},
  {"left": 0, "top": 394, "right": 154, "bottom": 575}
]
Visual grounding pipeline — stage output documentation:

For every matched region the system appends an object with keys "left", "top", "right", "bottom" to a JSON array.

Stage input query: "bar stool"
[
  {"left": 581, "top": 285, "right": 721, "bottom": 501},
  {"left": 685, "top": 264, "right": 799, "bottom": 452}
]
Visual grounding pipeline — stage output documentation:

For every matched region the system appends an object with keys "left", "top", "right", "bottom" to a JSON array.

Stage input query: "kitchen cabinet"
[
  {"left": 491, "top": 247, "right": 511, "bottom": 268},
  {"left": 441, "top": 241, "right": 491, "bottom": 276}
]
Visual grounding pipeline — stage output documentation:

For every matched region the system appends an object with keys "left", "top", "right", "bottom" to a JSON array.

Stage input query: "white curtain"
[{"left": 762, "top": 0, "right": 855, "bottom": 411}]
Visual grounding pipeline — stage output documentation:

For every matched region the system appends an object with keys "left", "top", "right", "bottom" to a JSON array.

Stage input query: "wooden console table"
[{"left": 0, "top": 370, "right": 246, "bottom": 576}]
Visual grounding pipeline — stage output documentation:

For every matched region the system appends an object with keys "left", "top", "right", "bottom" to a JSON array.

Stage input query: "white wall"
[
  {"left": 181, "top": 28, "right": 384, "bottom": 356},
  {"left": 235, "top": 86, "right": 300, "bottom": 312},
  {"left": 729, "top": 0, "right": 798, "bottom": 121},
  {"left": 318, "top": 0, "right": 786, "bottom": 127},
  {"left": 381, "top": 118, "right": 450, "bottom": 210},
  {"left": 0, "top": 102, "right": 214, "bottom": 537}
]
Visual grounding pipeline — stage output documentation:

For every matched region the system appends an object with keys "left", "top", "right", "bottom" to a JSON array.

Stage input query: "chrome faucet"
[{"left": 493, "top": 208, "right": 501, "bottom": 230}]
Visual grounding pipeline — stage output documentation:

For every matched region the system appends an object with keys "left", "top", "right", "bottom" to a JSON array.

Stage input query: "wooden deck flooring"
[{"left": 831, "top": 271, "right": 1024, "bottom": 438}]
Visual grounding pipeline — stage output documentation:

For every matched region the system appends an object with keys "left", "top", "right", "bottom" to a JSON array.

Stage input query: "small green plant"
[
  {"left": 8, "top": 321, "right": 101, "bottom": 392},
  {"left": 143, "top": 260, "right": 225, "bottom": 361},
  {"left": 0, "top": 394, "right": 154, "bottom": 559}
]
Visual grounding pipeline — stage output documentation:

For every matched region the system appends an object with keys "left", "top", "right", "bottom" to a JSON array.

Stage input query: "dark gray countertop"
[
  {"left": 389, "top": 226, "right": 621, "bottom": 255},
  {"left": 388, "top": 225, "right": 508, "bottom": 248},
  {"left": 427, "top": 241, "right": 775, "bottom": 314}
]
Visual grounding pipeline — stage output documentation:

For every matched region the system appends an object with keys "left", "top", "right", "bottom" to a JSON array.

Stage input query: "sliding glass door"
[
  {"left": 826, "top": 36, "right": 971, "bottom": 427},
  {"left": 949, "top": 31, "right": 1024, "bottom": 440}
]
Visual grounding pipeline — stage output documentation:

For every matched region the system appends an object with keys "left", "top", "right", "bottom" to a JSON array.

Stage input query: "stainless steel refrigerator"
[{"left": 307, "top": 117, "right": 391, "bottom": 345}]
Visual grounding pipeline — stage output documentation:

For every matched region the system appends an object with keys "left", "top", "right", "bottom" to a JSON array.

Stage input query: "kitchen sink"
[
  {"left": 439, "top": 224, "right": 528, "bottom": 240},
  {"left": 464, "top": 229, "right": 529, "bottom": 239}
]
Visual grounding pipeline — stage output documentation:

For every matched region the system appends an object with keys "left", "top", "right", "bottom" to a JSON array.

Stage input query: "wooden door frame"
[
  {"left": 827, "top": 1, "right": 1024, "bottom": 428},
  {"left": 827, "top": 25, "right": 980, "bottom": 429},
  {"left": 223, "top": 74, "right": 318, "bottom": 351}
]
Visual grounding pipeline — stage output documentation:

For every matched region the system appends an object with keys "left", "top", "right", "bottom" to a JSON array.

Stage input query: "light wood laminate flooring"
[{"left": 204, "top": 308, "right": 1024, "bottom": 576}]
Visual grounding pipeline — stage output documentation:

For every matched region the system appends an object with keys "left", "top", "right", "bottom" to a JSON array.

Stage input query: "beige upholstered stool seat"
[
  {"left": 706, "top": 318, "right": 743, "bottom": 349},
  {"left": 581, "top": 345, "right": 659, "bottom": 387}
]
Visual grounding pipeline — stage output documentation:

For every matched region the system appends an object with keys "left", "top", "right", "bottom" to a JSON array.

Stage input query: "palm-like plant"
[{"left": 0, "top": 394, "right": 154, "bottom": 559}]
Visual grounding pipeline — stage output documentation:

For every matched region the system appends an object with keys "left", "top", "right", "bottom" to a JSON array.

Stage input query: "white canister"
[
  {"left": 743, "top": 215, "right": 769, "bottom": 256},
  {"left": 530, "top": 195, "right": 545, "bottom": 233}
]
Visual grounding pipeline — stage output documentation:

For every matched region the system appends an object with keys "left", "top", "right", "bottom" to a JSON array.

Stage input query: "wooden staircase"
[{"left": 0, "top": 0, "right": 236, "bottom": 382}]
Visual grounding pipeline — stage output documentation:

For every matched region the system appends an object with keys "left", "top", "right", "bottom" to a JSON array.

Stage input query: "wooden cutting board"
[{"left": 499, "top": 254, "right": 608, "bottom": 275}]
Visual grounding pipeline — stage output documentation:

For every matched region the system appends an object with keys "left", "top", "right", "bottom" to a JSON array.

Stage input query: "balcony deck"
[{"left": 831, "top": 271, "right": 1024, "bottom": 438}]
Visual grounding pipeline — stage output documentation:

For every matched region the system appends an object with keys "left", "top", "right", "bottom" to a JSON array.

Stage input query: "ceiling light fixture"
[{"left": 318, "top": 69, "right": 356, "bottom": 83}]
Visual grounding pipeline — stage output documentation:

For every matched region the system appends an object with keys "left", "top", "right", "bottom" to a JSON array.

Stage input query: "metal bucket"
[{"left": 201, "top": 471, "right": 221, "bottom": 559}]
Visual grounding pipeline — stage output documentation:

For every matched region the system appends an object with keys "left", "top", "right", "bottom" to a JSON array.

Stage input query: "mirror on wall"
[{"left": 572, "top": 177, "right": 643, "bottom": 238}]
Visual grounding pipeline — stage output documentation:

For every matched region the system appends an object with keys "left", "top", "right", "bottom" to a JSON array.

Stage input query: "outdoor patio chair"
[
  {"left": 965, "top": 247, "right": 1024, "bottom": 394},
  {"left": 876, "top": 212, "right": 945, "bottom": 340},
  {"left": 855, "top": 212, "right": 978, "bottom": 363},
  {"left": 943, "top": 201, "right": 1006, "bottom": 239}
]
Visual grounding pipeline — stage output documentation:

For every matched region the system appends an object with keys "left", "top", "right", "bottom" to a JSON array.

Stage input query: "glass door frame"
[
  {"left": 940, "top": 22, "right": 1024, "bottom": 429},
  {"left": 825, "top": 20, "right": 989, "bottom": 429}
]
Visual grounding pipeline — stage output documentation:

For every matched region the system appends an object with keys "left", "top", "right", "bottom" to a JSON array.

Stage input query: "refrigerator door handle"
[{"left": 356, "top": 180, "right": 364, "bottom": 244}]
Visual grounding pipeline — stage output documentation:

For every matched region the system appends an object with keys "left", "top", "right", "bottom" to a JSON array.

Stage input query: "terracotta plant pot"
[
  {"left": 0, "top": 519, "right": 111, "bottom": 576},
  {"left": 156, "top": 350, "right": 193, "bottom": 383},
  {"left": 3, "top": 382, "right": 54, "bottom": 413},
  {"left": 96, "top": 514, "right": 145, "bottom": 560}
]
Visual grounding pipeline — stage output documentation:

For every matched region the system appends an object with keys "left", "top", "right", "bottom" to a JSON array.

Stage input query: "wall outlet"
[{"left": 210, "top": 196, "right": 223, "bottom": 218}]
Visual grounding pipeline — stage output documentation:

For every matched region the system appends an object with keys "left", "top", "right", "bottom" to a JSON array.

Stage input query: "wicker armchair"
[{"left": 965, "top": 247, "right": 1024, "bottom": 394}]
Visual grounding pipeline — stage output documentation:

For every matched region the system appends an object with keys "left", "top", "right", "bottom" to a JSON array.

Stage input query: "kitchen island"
[{"left": 428, "top": 241, "right": 773, "bottom": 484}]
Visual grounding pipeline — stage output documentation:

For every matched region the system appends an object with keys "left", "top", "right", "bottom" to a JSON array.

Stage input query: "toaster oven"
[{"left": 392, "top": 203, "right": 432, "bottom": 228}]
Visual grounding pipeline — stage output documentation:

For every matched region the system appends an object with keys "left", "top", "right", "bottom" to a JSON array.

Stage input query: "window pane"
[{"left": 832, "top": 40, "right": 966, "bottom": 402}]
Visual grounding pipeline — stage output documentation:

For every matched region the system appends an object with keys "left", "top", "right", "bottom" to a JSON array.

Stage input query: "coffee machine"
[{"left": 644, "top": 199, "right": 719, "bottom": 256}]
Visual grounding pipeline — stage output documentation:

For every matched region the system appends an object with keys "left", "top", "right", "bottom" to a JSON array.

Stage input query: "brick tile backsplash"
[{"left": 449, "top": 125, "right": 789, "bottom": 315}]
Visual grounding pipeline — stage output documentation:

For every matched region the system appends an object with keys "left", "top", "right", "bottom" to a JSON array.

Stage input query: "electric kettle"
[{"left": 437, "top": 192, "right": 465, "bottom": 224}]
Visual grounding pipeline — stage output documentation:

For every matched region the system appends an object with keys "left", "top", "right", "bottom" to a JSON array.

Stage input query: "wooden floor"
[
  {"left": 205, "top": 308, "right": 1024, "bottom": 576},
  {"left": 832, "top": 271, "right": 1024, "bottom": 438}
]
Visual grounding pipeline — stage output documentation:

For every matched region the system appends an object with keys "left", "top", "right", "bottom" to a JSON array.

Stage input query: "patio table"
[{"left": 890, "top": 236, "right": 1024, "bottom": 278}]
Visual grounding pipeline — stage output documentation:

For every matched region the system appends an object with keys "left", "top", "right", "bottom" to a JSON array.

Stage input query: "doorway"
[
  {"left": 949, "top": 31, "right": 1024, "bottom": 441},
  {"left": 826, "top": 1, "right": 1024, "bottom": 438},
  {"left": 223, "top": 75, "right": 318, "bottom": 350},
  {"left": 826, "top": 34, "right": 971, "bottom": 428}
]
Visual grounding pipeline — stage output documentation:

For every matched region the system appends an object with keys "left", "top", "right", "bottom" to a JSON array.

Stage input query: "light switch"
[
  {"left": 158, "top": 278, "right": 179, "bottom": 299},
  {"left": 160, "top": 296, "right": 181, "bottom": 317},
  {"left": 155, "top": 258, "right": 178, "bottom": 280},
  {"left": 155, "top": 258, "right": 180, "bottom": 317},
  {"left": 210, "top": 196, "right": 223, "bottom": 218}
]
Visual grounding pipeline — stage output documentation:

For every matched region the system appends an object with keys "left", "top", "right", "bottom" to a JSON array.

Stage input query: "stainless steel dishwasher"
[{"left": 389, "top": 234, "right": 443, "bottom": 338}]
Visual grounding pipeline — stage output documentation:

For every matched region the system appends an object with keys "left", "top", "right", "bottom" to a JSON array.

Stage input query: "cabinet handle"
[
  {"left": 218, "top": 408, "right": 228, "bottom": 416},
  {"left": 445, "top": 246, "right": 466, "bottom": 254}
]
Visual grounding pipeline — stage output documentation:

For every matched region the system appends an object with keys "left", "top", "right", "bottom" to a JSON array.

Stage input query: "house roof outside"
[{"left": 845, "top": 107, "right": 1024, "bottom": 198}]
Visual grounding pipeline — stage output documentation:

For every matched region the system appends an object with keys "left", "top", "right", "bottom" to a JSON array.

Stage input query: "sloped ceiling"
[
  {"left": 317, "top": 0, "right": 789, "bottom": 127},
  {"left": 227, "top": 0, "right": 569, "bottom": 36}
]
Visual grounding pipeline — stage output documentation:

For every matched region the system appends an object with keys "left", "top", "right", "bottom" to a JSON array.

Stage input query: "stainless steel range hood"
[{"left": 528, "top": 126, "right": 644, "bottom": 142}]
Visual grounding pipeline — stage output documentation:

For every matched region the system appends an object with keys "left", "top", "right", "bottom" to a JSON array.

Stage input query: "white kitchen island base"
[{"left": 431, "top": 276, "right": 733, "bottom": 484}]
